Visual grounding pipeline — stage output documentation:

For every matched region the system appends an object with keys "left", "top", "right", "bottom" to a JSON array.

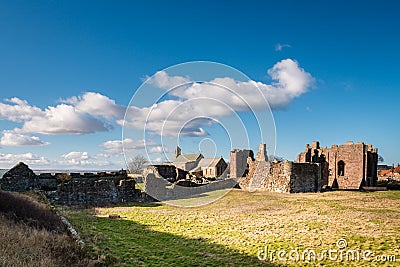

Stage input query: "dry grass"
[
  {"left": 0, "top": 191, "right": 93, "bottom": 267},
  {"left": 0, "top": 215, "right": 92, "bottom": 267},
  {"left": 0, "top": 190, "right": 65, "bottom": 232}
]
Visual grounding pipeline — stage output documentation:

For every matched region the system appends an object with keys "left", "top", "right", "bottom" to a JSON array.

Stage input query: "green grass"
[{"left": 61, "top": 189, "right": 400, "bottom": 266}]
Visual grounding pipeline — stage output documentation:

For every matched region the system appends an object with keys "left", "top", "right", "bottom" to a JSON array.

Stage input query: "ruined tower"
[
  {"left": 229, "top": 149, "right": 254, "bottom": 178},
  {"left": 255, "top": 143, "right": 268, "bottom": 161}
]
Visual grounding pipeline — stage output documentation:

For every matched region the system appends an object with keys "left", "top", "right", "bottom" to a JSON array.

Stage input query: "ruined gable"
[
  {"left": 1, "top": 162, "right": 37, "bottom": 192},
  {"left": 3, "top": 162, "right": 36, "bottom": 179}
]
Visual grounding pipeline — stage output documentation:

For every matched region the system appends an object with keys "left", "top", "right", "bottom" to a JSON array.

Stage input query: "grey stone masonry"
[{"left": 1, "top": 162, "right": 143, "bottom": 205}]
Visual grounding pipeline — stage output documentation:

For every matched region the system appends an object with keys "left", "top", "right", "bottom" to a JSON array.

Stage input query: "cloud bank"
[
  {"left": 0, "top": 152, "right": 50, "bottom": 165},
  {"left": 101, "top": 138, "right": 159, "bottom": 155},
  {"left": 0, "top": 59, "right": 314, "bottom": 147},
  {"left": 123, "top": 58, "right": 314, "bottom": 137},
  {"left": 0, "top": 92, "right": 120, "bottom": 146},
  {"left": 0, "top": 131, "right": 50, "bottom": 146}
]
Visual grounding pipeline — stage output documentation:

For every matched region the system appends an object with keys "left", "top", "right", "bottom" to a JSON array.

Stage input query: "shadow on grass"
[
  {"left": 72, "top": 213, "right": 275, "bottom": 266},
  {"left": 66, "top": 201, "right": 162, "bottom": 210}
]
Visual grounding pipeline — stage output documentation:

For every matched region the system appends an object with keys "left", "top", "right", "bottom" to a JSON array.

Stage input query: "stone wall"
[
  {"left": 170, "top": 179, "right": 237, "bottom": 198},
  {"left": 142, "top": 163, "right": 238, "bottom": 201},
  {"left": 143, "top": 165, "right": 188, "bottom": 182},
  {"left": 143, "top": 172, "right": 237, "bottom": 201},
  {"left": 143, "top": 173, "right": 169, "bottom": 201},
  {"left": 239, "top": 160, "right": 322, "bottom": 193},
  {"left": 46, "top": 178, "right": 142, "bottom": 205},
  {"left": 1, "top": 162, "right": 143, "bottom": 205},
  {"left": 290, "top": 163, "right": 321, "bottom": 193}
]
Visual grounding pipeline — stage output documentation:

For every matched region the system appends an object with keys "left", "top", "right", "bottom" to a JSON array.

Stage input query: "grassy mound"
[
  {"left": 0, "top": 190, "right": 92, "bottom": 266},
  {"left": 0, "top": 190, "right": 64, "bottom": 232}
]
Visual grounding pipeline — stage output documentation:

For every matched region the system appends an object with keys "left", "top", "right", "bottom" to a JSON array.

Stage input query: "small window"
[{"left": 338, "top": 160, "right": 345, "bottom": 176}]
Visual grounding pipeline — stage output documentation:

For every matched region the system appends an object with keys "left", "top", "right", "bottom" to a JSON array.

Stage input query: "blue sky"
[{"left": 0, "top": 0, "right": 399, "bottom": 169}]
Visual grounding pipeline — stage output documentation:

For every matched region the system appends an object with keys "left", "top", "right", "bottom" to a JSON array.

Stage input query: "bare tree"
[{"left": 128, "top": 155, "right": 149, "bottom": 174}]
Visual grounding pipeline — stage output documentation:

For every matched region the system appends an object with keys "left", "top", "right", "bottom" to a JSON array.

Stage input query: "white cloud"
[
  {"left": 16, "top": 104, "right": 111, "bottom": 135},
  {"left": 56, "top": 151, "right": 114, "bottom": 167},
  {"left": 162, "top": 59, "right": 314, "bottom": 109},
  {"left": 275, "top": 43, "right": 291, "bottom": 51},
  {"left": 123, "top": 59, "right": 314, "bottom": 137},
  {"left": 152, "top": 157, "right": 163, "bottom": 164},
  {"left": 146, "top": 71, "right": 191, "bottom": 89},
  {"left": 95, "top": 153, "right": 111, "bottom": 158},
  {"left": 268, "top": 59, "right": 313, "bottom": 98},
  {"left": 0, "top": 92, "right": 121, "bottom": 140},
  {"left": 0, "top": 131, "right": 50, "bottom": 146},
  {"left": 101, "top": 138, "right": 158, "bottom": 155},
  {"left": 0, "top": 152, "right": 50, "bottom": 166},
  {"left": 120, "top": 100, "right": 215, "bottom": 137},
  {"left": 63, "top": 151, "right": 90, "bottom": 160},
  {"left": 62, "top": 92, "right": 126, "bottom": 119},
  {"left": 149, "top": 146, "right": 172, "bottom": 154},
  {"left": 0, "top": 97, "right": 43, "bottom": 122},
  {"left": 61, "top": 151, "right": 95, "bottom": 166},
  {"left": 149, "top": 146, "right": 163, "bottom": 154},
  {"left": 0, "top": 60, "right": 313, "bottom": 146}
]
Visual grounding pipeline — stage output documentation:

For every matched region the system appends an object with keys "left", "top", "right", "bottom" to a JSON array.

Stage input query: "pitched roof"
[
  {"left": 198, "top": 158, "right": 224, "bottom": 168},
  {"left": 188, "top": 158, "right": 225, "bottom": 173},
  {"left": 174, "top": 154, "right": 202, "bottom": 163}
]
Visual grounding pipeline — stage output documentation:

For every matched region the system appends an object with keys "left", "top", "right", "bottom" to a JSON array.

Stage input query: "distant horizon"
[{"left": 0, "top": 167, "right": 125, "bottom": 173}]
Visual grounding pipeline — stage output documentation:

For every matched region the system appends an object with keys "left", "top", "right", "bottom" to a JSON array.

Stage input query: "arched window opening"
[{"left": 338, "top": 160, "right": 345, "bottom": 176}]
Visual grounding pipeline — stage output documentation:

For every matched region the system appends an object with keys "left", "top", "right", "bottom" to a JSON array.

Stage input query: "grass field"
[{"left": 61, "top": 189, "right": 400, "bottom": 266}]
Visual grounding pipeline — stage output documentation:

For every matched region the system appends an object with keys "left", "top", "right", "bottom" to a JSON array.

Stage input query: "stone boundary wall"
[
  {"left": 144, "top": 173, "right": 238, "bottom": 201},
  {"left": 45, "top": 178, "right": 143, "bottom": 205},
  {"left": 170, "top": 178, "right": 238, "bottom": 198},
  {"left": 143, "top": 165, "right": 188, "bottom": 182},
  {"left": 0, "top": 162, "right": 145, "bottom": 205}
]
